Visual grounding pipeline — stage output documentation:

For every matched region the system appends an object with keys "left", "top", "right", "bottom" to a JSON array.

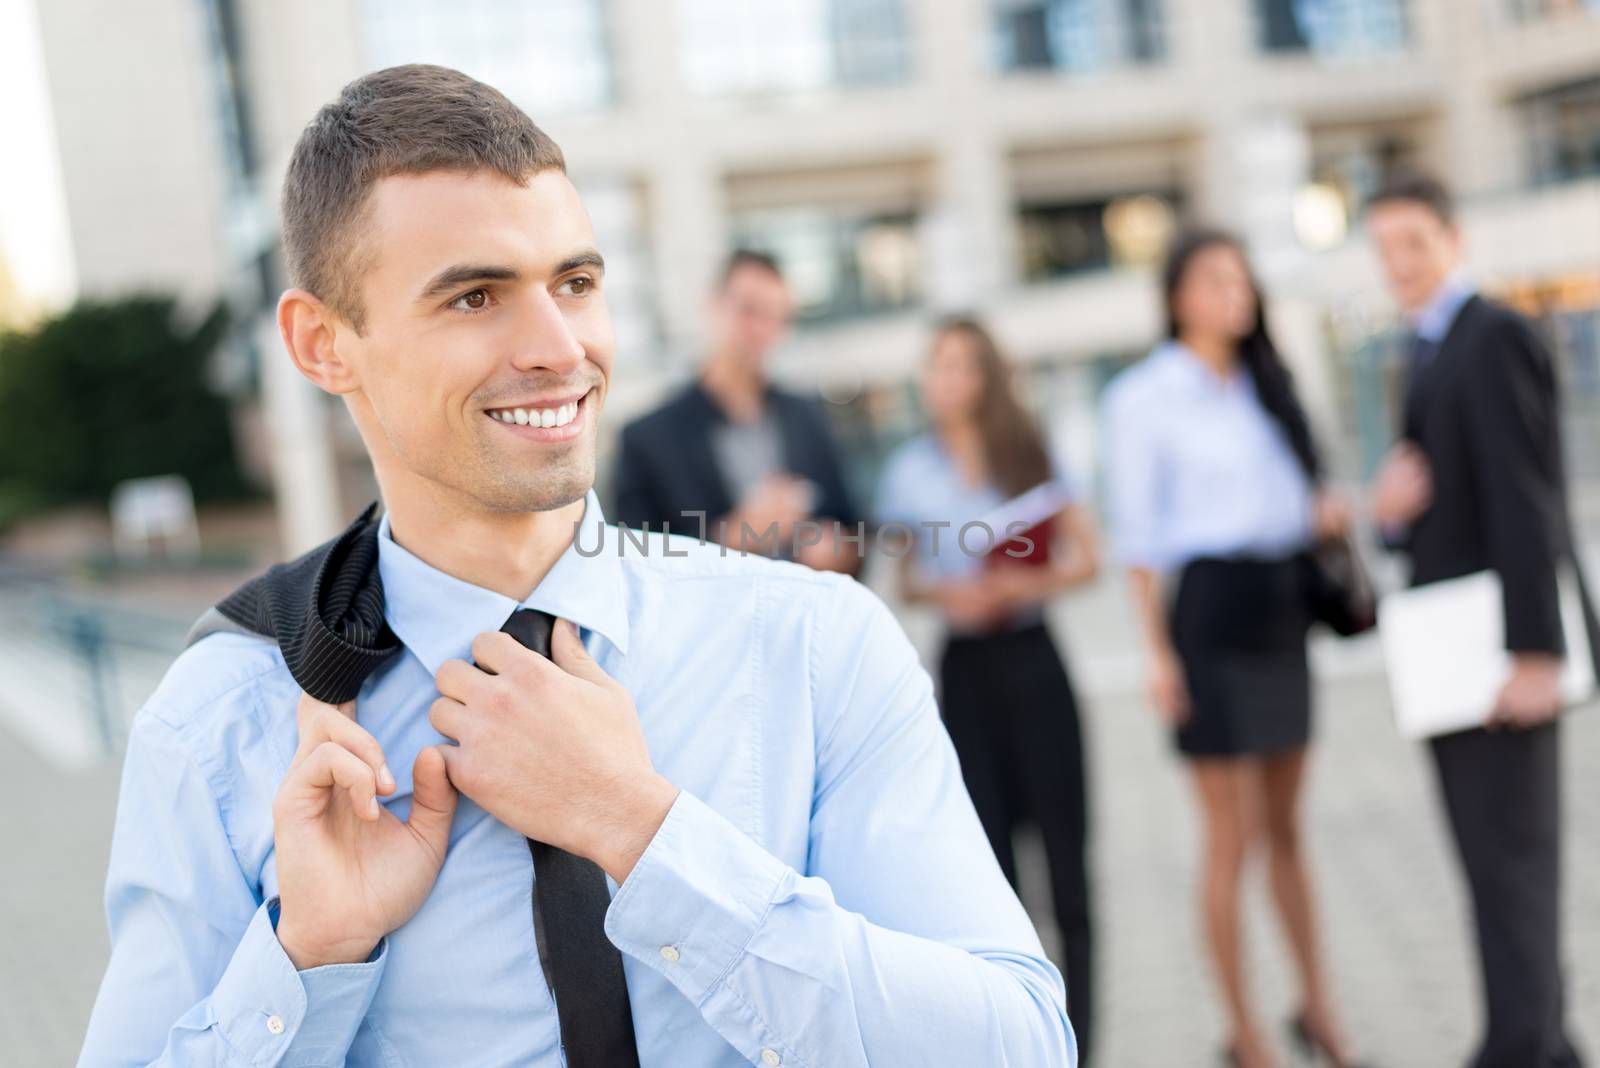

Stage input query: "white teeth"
[{"left": 491, "top": 398, "right": 582, "bottom": 428}]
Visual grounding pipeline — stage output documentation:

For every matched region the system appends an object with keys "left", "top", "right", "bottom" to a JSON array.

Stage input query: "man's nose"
[{"left": 508, "top": 291, "right": 585, "bottom": 374}]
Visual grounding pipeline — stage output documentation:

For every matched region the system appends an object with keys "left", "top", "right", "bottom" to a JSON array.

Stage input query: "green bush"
[{"left": 0, "top": 294, "right": 258, "bottom": 527}]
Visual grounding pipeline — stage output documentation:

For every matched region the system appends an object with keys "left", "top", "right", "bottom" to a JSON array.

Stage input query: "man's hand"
[
  {"left": 1312, "top": 489, "right": 1353, "bottom": 541},
  {"left": 273, "top": 695, "right": 460, "bottom": 970},
  {"left": 1372, "top": 442, "right": 1434, "bottom": 530},
  {"left": 793, "top": 523, "right": 862, "bottom": 573},
  {"left": 430, "top": 619, "right": 679, "bottom": 884},
  {"left": 1491, "top": 653, "right": 1565, "bottom": 729},
  {"left": 723, "top": 475, "right": 814, "bottom": 554}
]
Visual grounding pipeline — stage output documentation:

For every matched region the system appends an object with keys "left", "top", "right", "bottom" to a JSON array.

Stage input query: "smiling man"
[{"left": 76, "top": 65, "right": 1073, "bottom": 1068}]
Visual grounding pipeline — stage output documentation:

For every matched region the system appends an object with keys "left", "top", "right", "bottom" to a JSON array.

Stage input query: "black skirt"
[{"left": 1168, "top": 555, "right": 1312, "bottom": 758}]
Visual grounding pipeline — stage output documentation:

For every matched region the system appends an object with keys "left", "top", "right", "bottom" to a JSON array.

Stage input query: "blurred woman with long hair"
[
  {"left": 1100, "top": 231, "right": 1370, "bottom": 1068},
  {"left": 876, "top": 316, "right": 1101, "bottom": 1061}
]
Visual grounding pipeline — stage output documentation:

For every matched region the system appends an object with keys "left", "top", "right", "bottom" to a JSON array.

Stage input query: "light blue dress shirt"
[
  {"left": 1412, "top": 271, "right": 1476, "bottom": 348},
  {"left": 78, "top": 489, "right": 1073, "bottom": 1068},
  {"left": 1099, "top": 341, "right": 1315, "bottom": 573}
]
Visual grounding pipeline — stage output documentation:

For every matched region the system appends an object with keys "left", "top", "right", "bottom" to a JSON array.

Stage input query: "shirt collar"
[
  {"left": 1411, "top": 271, "right": 1476, "bottom": 344},
  {"left": 375, "top": 487, "right": 631, "bottom": 677},
  {"left": 1157, "top": 339, "right": 1245, "bottom": 393}
]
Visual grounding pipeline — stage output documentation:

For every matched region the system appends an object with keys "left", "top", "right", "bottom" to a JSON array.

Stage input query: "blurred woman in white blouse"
[
  {"left": 1100, "top": 231, "right": 1369, "bottom": 1068},
  {"left": 877, "top": 317, "right": 1102, "bottom": 1062}
]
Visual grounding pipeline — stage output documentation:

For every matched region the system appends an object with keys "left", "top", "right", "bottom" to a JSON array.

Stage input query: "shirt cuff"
[
  {"left": 604, "top": 789, "right": 790, "bottom": 1004},
  {"left": 209, "top": 897, "right": 388, "bottom": 1067}
]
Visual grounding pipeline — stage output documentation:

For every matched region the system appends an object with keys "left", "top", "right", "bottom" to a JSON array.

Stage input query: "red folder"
[{"left": 978, "top": 481, "right": 1067, "bottom": 570}]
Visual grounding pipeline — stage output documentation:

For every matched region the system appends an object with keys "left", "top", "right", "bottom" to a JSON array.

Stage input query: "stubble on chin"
[{"left": 465, "top": 429, "right": 597, "bottom": 515}]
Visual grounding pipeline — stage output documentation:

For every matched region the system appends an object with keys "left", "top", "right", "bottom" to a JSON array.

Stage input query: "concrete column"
[
  {"left": 610, "top": 0, "right": 724, "bottom": 366},
  {"left": 920, "top": 0, "right": 1017, "bottom": 310}
]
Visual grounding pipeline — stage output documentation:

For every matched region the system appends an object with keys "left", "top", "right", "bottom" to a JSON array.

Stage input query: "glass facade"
[
  {"left": 994, "top": 0, "right": 1165, "bottom": 74},
  {"left": 678, "top": 0, "right": 910, "bottom": 97},
  {"left": 730, "top": 206, "right": 922, "bottom": 322},
  {"left": 1016, "top": 192, "right": 1179, "bottom": 280},
  {"left": 1524, "top": 77, "right": 1600, "bottom": 185},
  {"left": 360, "top": 0, "right": 613, "bottom": 115},
  {"left": 1256, "top": 0, "right": 1410, "bottom": 57}
]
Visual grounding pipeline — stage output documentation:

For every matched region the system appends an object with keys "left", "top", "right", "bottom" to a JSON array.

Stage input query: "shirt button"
[
  {"left": 265, "top": 1014, "right": 285, "bottom": 1035},
  {"left": 761, "top": 1049, "right": 781, "bottom": 1066},
  {"left": 659, "top": 945, "right": 681, "bottom": 963}
]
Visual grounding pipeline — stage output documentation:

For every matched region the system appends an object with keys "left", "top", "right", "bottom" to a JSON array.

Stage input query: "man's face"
[
  {"left": 339, "top": 168, "right": 614, "bottom": 514},
  {"left": 1367, "top": 199, "right": 1461, "bottom": 314},
  {"left": 709, "top": 263, "right": 793, "bottom": 369}
]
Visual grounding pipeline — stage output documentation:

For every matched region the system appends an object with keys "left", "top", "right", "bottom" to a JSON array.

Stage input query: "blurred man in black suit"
[
  {"left": 1369, "top": 174, "right": 1595, "bottom": 1068},
  {"left": 612, "top": 251, "right": 861, "bottom": 572}
]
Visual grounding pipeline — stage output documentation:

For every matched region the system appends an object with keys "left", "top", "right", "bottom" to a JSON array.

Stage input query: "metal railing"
[{"left": 0, "top": 562, "right": 191, "bottom": 762}]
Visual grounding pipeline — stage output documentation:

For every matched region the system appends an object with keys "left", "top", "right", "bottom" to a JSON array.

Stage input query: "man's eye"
[
  {"left": 559, "top": 276, "right": 594, "bottom": 297},
  {"left": 451, "top": 288, "right": 491, "bottom": 311}
]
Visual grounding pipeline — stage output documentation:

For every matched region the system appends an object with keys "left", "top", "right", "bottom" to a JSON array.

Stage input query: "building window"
[
  {"left": 994, "top": 0, "right": 1165, "bottom": 74},
  {"left": 1524, "top": 77, "right": 1600, "bottom": 185},
  {"left": 1016, "top": 192, "right": 1178, "bottom": 281},
  {"left": 360, "top": 0, "right": 613, "bottom": 115},
  {"left": 678, "top": 0, "right": 910, "bottom": 97},
  {"left": 731, "top": 207, "right": 922, "bottom": 322},
  {"left": 1255, "top": 0, "right": 1410, "bottom": 57}
]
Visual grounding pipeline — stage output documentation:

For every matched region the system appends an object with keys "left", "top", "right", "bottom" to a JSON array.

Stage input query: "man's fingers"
[
  {"left": 469, "top": 630, "right": 525, "bottom": 676},
  {"left": 428, "top": 695, "right": 469, "bottom": 742},
  {"left": 436, "top": 657, "right": 489, "bottom": 701},
  {"left": 551, "top": 619, "right": 610, "bottom": 686},
  {"left": 284, "top": 740, "right": 382, "bottom": 820},
  {"left": 406, "top": 745, "right": 460, "bottom": 864},
  {"left": 293, "top": 695, "right": 393, "bottom": 793},
  {"left": 295, "top": 693, "right": 355, "bottom": 738}
]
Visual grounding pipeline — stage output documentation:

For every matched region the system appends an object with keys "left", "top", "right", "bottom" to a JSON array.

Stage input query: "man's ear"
[{"left": 278, "top": 289, "right": 360, "bottom": 395}]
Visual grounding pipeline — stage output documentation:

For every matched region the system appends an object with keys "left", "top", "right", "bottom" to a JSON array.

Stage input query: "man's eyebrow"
[
  {"left": 414, "top": 251, "right": 606, "bottom": 305},
  {"left": 556, "top": 249, "right": 606, "bottom": 276},
  {"left": 415, "top": 264, "right": 520, "bottom": 304}
]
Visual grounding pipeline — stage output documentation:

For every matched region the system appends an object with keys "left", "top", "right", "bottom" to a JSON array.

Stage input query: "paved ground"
[{"left": 4, "top": 581, "right": 1598, "bottom": 1067}]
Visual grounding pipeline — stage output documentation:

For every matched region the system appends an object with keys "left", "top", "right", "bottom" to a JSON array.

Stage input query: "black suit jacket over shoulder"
[
  {"left": 1401, "top": 294, "right": 1599, "bottom": 668},
  {"left": 610, "top": 381, "right": 861, "bottom": 537}
]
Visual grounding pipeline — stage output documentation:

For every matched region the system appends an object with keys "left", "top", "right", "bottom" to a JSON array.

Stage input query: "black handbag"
[{"left": 1300, "top": 533, "right": 1377, "bottom": 637}]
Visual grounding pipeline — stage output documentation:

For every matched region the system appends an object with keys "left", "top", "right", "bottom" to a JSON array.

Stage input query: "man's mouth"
[
  {"left": 486, "top": 398, "right": 581, "bottom": 428},
  {"left": 483, "top": 388, "right": 593, "bottom": 442}
]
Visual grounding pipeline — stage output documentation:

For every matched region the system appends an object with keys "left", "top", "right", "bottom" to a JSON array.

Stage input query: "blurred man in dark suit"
[
  {"left": 1369, "top": 173, "right": 1595, "bottom": 1068},
  {"left": 612, "top": 250, "right": 861, "bottom": 572}
]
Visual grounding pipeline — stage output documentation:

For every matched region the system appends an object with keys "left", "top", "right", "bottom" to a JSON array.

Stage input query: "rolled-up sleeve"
[
  {"left": 605, "top": 575, "right": 1074, "bottom": 1067},
  {"left": 78, "top": 711, "right": 387, "bottom": 1067}
]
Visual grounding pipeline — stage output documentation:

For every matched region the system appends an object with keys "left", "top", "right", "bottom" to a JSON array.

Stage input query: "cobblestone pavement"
[{"left": 4, "top": 608, "right": 1597, "bottom": 1067}]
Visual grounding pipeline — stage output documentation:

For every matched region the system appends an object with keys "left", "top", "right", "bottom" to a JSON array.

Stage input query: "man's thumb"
[
  {"left": 551, "top": 618, "right": 610, "bottom": 685},
  {"left": 406, "top": 745, "right": 458, "bottom": 857}
]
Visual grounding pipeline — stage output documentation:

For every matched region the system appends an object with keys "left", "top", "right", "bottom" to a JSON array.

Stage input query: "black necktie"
[
  {"left": 496, "top": 609, "right": 640, "bottom": 1068},
  {"left": 189, "top": 505, "right": 640, "bottom": 1067}
]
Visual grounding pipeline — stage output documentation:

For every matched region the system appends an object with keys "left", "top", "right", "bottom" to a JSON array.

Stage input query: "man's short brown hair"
[
  {"left": 281, "top": 64, "right": 566, "bottom": 333},
  {"left": 1365, "top": 171, "right": 1456, "bottom": 225}
]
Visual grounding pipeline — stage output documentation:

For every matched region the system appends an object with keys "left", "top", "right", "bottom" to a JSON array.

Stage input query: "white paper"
[{"left": 1379, "top": 569, "right": 1595, "bottom": 740}]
